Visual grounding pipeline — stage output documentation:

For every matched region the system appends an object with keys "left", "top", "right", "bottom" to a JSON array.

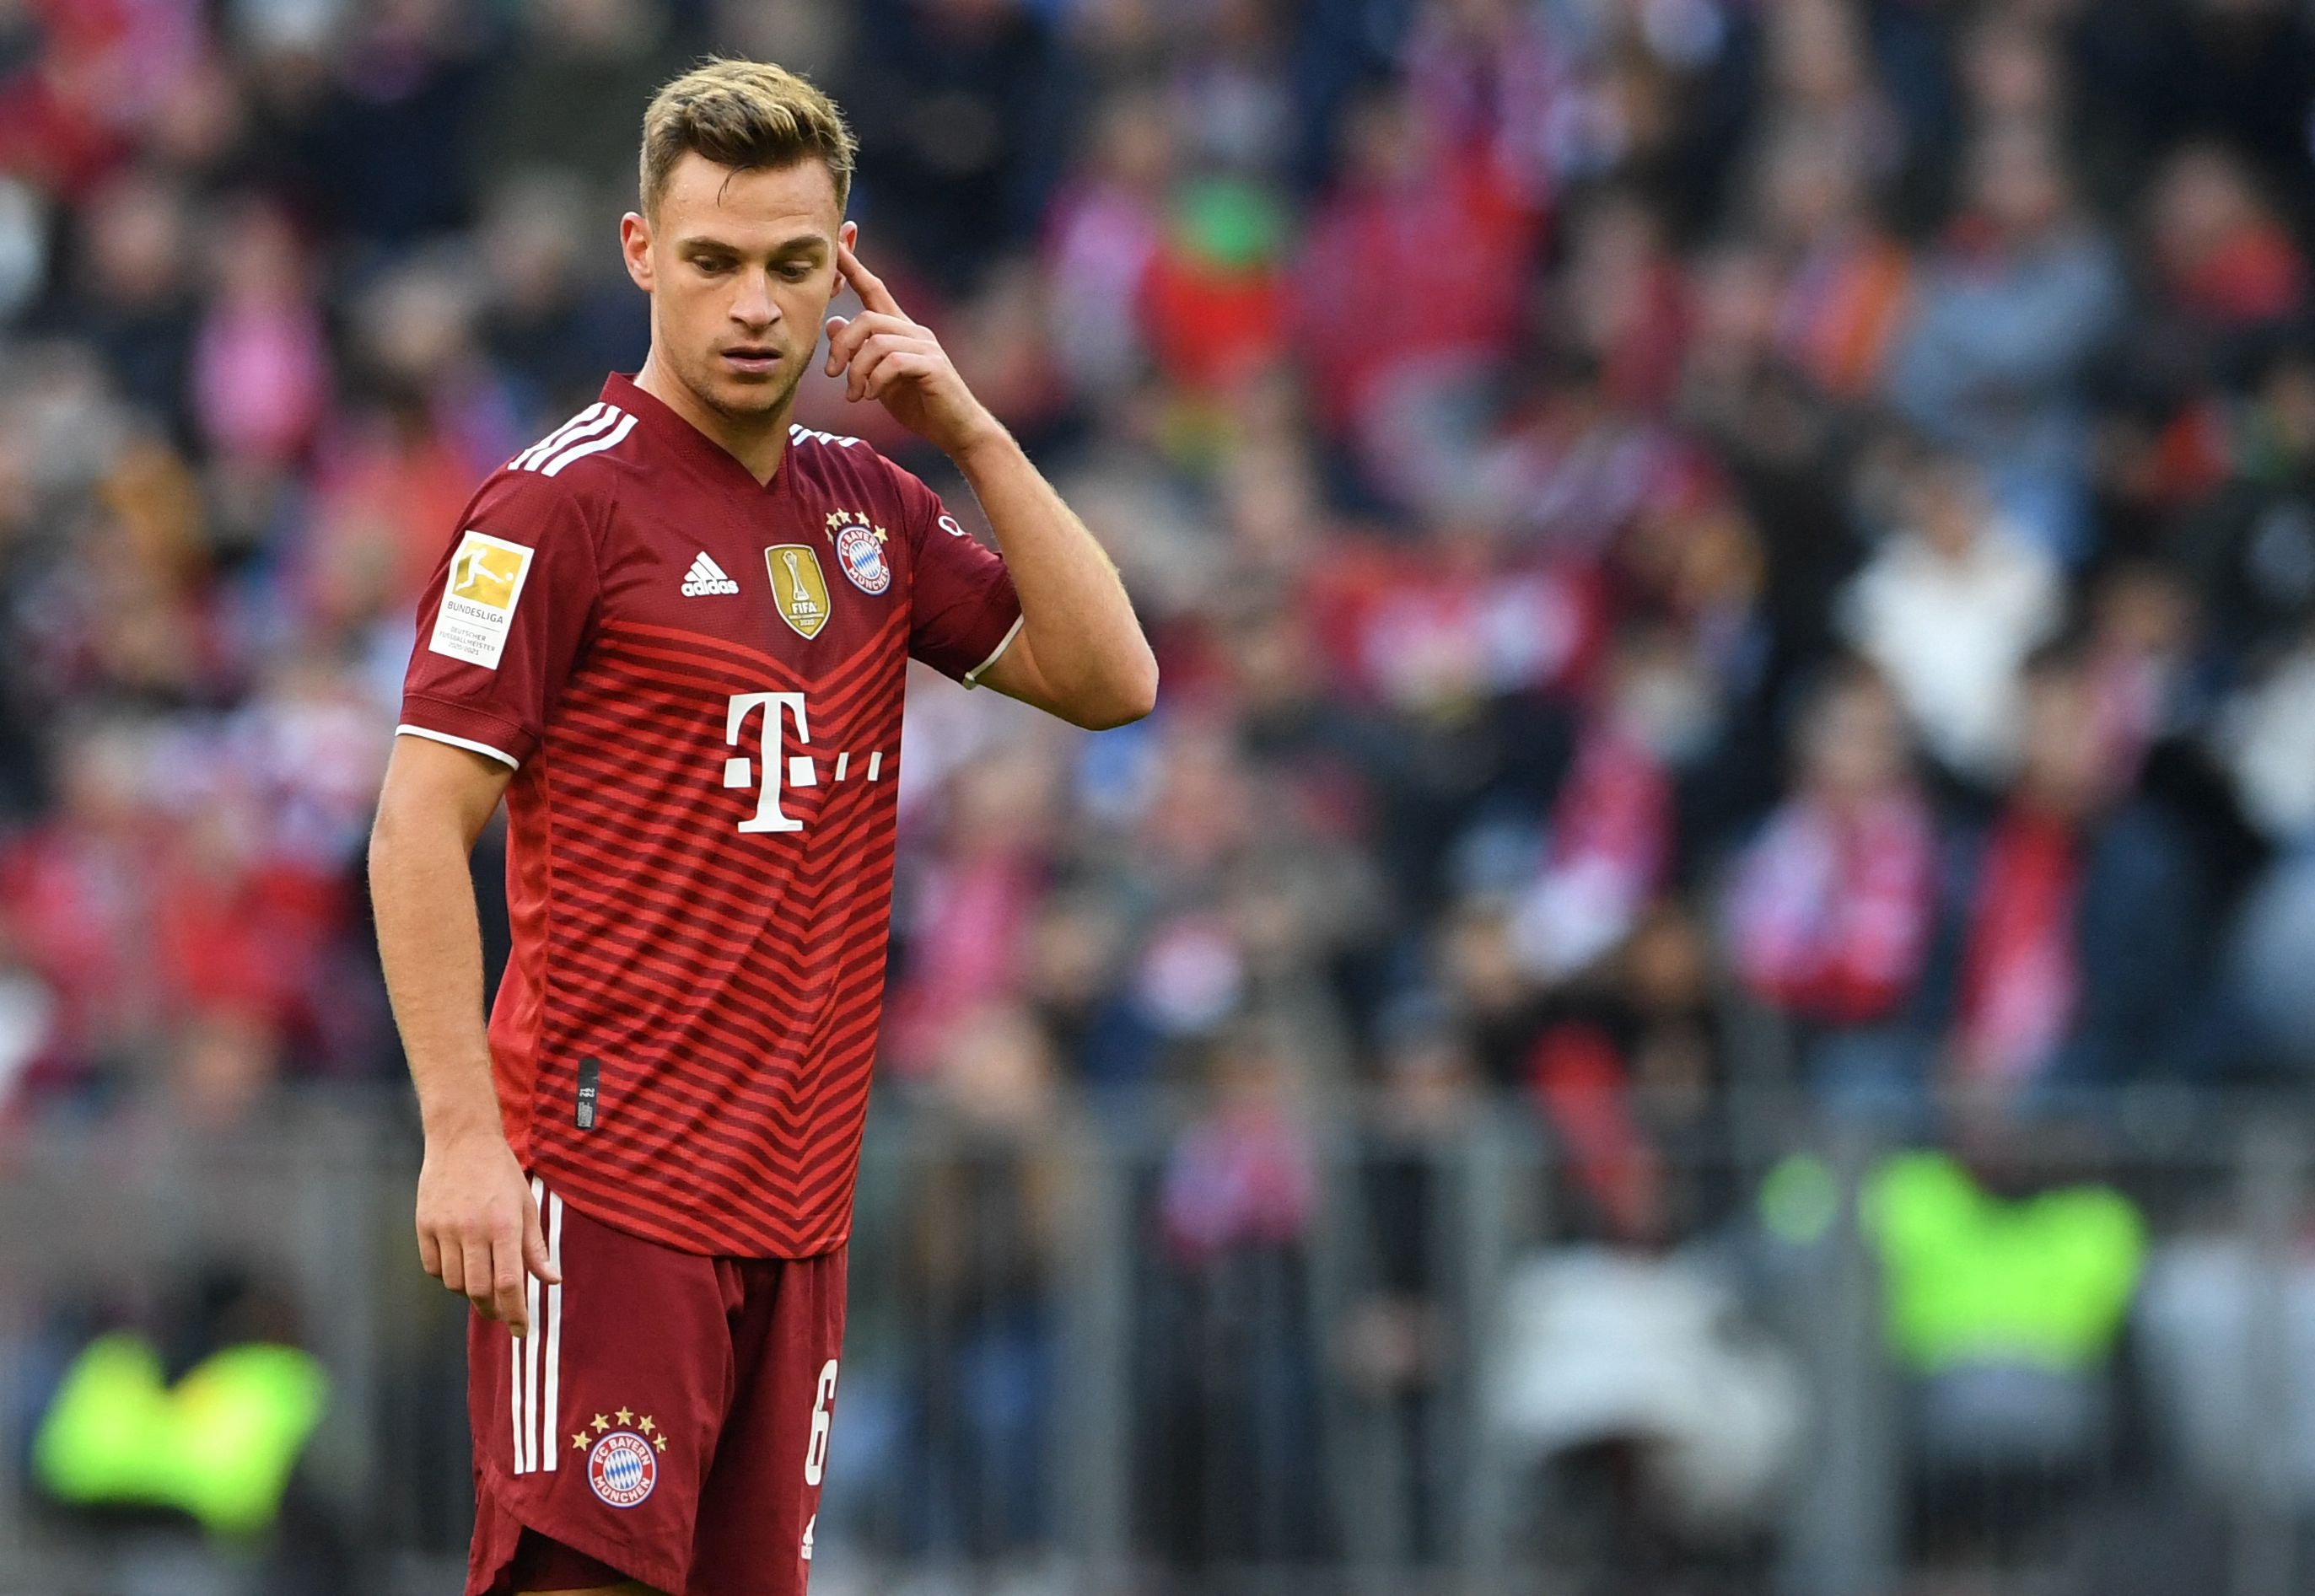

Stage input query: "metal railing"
[{"left": 3, "top": 1083, "right": 2312, "bottom": 1596}]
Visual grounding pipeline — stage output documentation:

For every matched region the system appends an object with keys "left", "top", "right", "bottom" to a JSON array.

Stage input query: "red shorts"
[{"left": 465, "top": 1178, "right": 848, "bottom": 1596}]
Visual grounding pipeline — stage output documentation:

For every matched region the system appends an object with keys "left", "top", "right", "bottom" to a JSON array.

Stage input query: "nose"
[{"left": 731, "top": 268, "right": 779, "bottom": 331}]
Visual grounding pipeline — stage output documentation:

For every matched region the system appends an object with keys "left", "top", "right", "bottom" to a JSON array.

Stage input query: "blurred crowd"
[
  {"left": 2, "top": 0, "right": 2314, "bottom": 1579},
  {"left": 3, "top": 0, "right": 2315, "bottom": 1223}
]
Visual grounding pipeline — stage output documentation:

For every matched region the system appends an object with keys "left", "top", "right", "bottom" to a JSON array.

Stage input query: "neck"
[{"left": 634, "top": 347, "right": 791, "bottom": 485}]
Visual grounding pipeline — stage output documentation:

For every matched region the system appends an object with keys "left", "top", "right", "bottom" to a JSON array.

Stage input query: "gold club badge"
[{"left": 765, "top": 544, "right": 832, "bottom": 639}]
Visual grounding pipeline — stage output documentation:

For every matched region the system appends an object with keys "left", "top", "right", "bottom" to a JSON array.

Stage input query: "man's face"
[{"left": 621, "top": 152, "right": 852, "bottom": 422}]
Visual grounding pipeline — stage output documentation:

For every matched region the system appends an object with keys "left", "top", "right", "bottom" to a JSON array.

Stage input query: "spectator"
[
  {"left": 1934, "top": 649, "right": 2212, "bottom": 1107},
  {"left": 895, "top": 1002, "right": 1078, "bottom": 1559},
  {"left": 2171, "top": 342, "right": 2315, "bottom": 663},
  {"left": 1840, "top": 449, "right": 2065, "bottom": 787},
  {"left": 1043, "top": 89, "right": 1171, "bottom": 400},
  {"left": 189, "top": 193, "right": 330, "bottom": 469},
  {"left": 1505, "top": 630, "right": 1682, "bottom": 986},
  {"left": 1524, "top": 903, "right": 1731, "bottom": 1246},
  {"left": 2147, "top": 143, "right": 2307, "bottom": 349},
  {"left": 1886, "top": 126, "right": 2124, "bottom": 560},
  {"left": 1141, "top": 1024, "right": 1333, "bottom": 1567},
  {"left": 837, "top": 0, "right": 1068, "bottom": 293},
  {"left": 1726, "top": 659, "right": 1935, "bottom": 1034},
  {"left": 68, "top": 169, "right": 200, "bottom": 444},
  {"left": 1752, "top": 127, "right": 1912, "bottom": 402},
  {"left": 474, "top": 0, "right": 692, "bottom": 238},
  {"left": 1337, "top": 999, "right": 1478, "bottom": 1564},
  {"left": 1296, "top": 82, "right": 1536, "bottom": 505}
]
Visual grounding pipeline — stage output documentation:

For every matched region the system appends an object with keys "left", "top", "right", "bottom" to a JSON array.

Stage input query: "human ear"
[
  {"left": 620, "top": 212, "right": 654, "bottom": 293},
  {"left": 831, "top": 220, "right": 859, "bottom": 304}
]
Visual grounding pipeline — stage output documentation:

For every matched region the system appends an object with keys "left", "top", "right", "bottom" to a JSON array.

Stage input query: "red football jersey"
[{"left": 396, "top": 373, "right": 1021, "bottom": 1258}]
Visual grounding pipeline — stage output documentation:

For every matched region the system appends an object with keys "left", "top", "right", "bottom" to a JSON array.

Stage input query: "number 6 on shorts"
[{"left": 803, "top": 1358, "right": 838, "bottom": 1486}]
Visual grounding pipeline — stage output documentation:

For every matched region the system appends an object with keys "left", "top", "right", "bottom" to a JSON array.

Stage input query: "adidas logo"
[{"left": 681, "top": 551, "right": 740, "bottom": 597}]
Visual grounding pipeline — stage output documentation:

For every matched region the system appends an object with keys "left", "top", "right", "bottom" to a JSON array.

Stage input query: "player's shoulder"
[
  {"left": 783, "top": 422, "right": 935, "bottom": 514},
  {"left": 466, "top": 398, "right": 649, "bottom": 538}
]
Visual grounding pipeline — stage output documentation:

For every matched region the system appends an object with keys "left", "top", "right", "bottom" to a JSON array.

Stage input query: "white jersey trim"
[
  {"left": 396, "top": 723, "right": 520, "bottom": 770},
  {"left": 962, "top": 614, "right": 1026, "bottom": 689},
  {"left": 539, "top": 411, "right": 638, "bottom": 476},
  {"left": 511, "top": 403, "right": 609, "bottom": 472},
  {"left": 789, "top": 422, "right": 863, "bottom": 449},
  {"left": 507, "top": 404, "right": 638, "bottom": 478}
]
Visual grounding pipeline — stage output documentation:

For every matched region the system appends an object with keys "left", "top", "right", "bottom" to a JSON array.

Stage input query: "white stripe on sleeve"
[
  {"left": 540, "top": 411, "right": 638, "bottom": 476},
  {"left": 510, "top": 403, "right": 606, "bottom": 472},
  {"left": 520, "top": 406, "right": 624, "bottom": 474},
  {"left": 395, "top": 724, "right": 519, "bottom": 770},
  {"left": 963, "top": 614, "right": 1026, "bottom": 687}
]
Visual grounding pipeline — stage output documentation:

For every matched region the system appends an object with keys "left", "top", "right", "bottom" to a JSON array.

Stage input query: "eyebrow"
[{"left": 675, "top": 234, "right": 830, "bottom": 263}]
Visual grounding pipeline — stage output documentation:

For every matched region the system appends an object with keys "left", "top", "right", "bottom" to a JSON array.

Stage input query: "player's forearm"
[
  {"left": 953, "top": 427, "right": 1157, "bottom": 728},
  {"left": 369, "top": 804, "right": 504, "bottom": 1147}
]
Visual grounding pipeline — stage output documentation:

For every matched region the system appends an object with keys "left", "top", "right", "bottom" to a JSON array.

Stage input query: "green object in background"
[
  {"left": 1759, "top": 1152, "right": 1843, "bottom": 1245},
  {"left": 31, "top": 1332, "right": 329, "bottom": 1536},
  {"left": 1862, "top": 1151, "right": 2145, "bottom": 1374},
  {"left": 1171, "top": 178, "right": 1286, "bottom": 271}
]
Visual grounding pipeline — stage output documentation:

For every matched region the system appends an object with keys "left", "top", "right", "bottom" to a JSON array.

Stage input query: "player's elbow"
[
  {"left": 368, "top": 782, "right": 408, "bottom": 862},
  {"left": 1071, "top": 653, "right": 1158, "bottom": 730},
  {"left": 366, "top": 785, "right": 427, "bottom": 891}
]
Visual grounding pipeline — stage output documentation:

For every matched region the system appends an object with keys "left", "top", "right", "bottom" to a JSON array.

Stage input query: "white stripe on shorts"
[
  {"left": 509, "top": 1292, "right": 524, "bottom": 1471},
  {"left": 541, "top": 1189, "right": 564, "bottom": 1470},
  {"left": 520, "top": 1175, "right": 545, "bottom": 1471}
]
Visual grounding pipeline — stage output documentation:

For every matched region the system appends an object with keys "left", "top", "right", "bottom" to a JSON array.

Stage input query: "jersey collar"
[{"left": 600, "top": 371, "right": 792, "bottom": 493}]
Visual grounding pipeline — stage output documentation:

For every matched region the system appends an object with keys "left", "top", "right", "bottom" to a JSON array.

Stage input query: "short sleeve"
[
  {"left": 898, "top": 470, "right": 1022, "bottom": 686},
  {"left": 396, "top": 473, "right": 603, "bottom": 767}
]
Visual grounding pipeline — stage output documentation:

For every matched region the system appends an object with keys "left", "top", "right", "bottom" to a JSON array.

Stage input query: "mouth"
[{"left": 719, "top": 346, "right": 783, "bottom": 377}]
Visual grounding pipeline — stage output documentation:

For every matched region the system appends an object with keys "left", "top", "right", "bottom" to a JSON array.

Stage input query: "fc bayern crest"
[
  {"left": 834, "top": 519, "right": 891, "bottom": 595},
  {"left": 588, "top": 1431, "right": 658, "bottom": 1508}
]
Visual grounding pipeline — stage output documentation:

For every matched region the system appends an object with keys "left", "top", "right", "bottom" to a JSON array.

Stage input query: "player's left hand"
[{"left": 824, "top": 242, "right": 1003, "bottom": 459}]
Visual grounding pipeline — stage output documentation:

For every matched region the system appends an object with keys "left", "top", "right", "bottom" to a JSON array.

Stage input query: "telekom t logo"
[
  {"left": 722, "top": 691, "right": 886, "bottom": 832},
  {"left": 724, "top": 691, "right": 810, "bottom": 833}
]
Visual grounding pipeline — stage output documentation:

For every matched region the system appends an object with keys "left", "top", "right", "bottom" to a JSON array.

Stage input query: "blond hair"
[{"left": 639, "top": 58, "right": 857, "bottom": 218}]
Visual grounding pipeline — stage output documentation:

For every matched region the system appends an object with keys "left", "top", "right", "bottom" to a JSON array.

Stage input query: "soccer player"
[{"left": 367, "top": 59, "right": 1156, "bottom": 1596}]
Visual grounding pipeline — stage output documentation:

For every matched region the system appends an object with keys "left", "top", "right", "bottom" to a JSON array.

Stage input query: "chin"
[{"left": 697, "top": 368, "right": 796, "bottom": 421}]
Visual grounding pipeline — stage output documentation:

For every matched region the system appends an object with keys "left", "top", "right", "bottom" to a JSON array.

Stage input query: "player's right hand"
[{"left": 415, "top": 1127, "right": 561, "bottom": 1335}]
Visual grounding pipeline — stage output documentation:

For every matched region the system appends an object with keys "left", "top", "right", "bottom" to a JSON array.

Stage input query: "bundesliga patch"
[
  {"left": 587, "top": 1427, "right": 659, "bottom": 1507},
  {"left": 830, "top": 511, "right": 891, "bottom": 595},
  {"left": 428, "top": 530, "right": 534, "bottom": 670},
  {"left": 765, "top": 544, "right": 832, "bottom": 639}
]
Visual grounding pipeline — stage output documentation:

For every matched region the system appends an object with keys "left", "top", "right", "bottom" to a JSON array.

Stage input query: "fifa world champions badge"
[{"left": 588, "top": 1427, "right": 660, "bottom": 1507}]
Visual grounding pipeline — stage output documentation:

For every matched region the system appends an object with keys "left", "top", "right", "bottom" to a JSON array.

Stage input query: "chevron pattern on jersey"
[{"left": 517, "top": 611, "right": 912, "bottom": 1258}]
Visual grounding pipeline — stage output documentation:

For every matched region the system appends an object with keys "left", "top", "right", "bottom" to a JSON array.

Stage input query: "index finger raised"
[{"left": 837, "top": 241, "right": 904, "bottom": 318}]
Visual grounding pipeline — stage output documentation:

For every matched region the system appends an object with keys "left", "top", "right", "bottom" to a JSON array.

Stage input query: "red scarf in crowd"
[
  {"left": 1727, "top": 793, "right": 1935, "bottom": 1025},
  {"left": 1955, "top": 809, "right": 2079, "bottom": 1083}
]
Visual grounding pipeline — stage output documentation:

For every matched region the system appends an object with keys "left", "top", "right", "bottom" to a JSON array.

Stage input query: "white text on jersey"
[{"left": 681, "top": 551, "right": 740, "bottom": 596}]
